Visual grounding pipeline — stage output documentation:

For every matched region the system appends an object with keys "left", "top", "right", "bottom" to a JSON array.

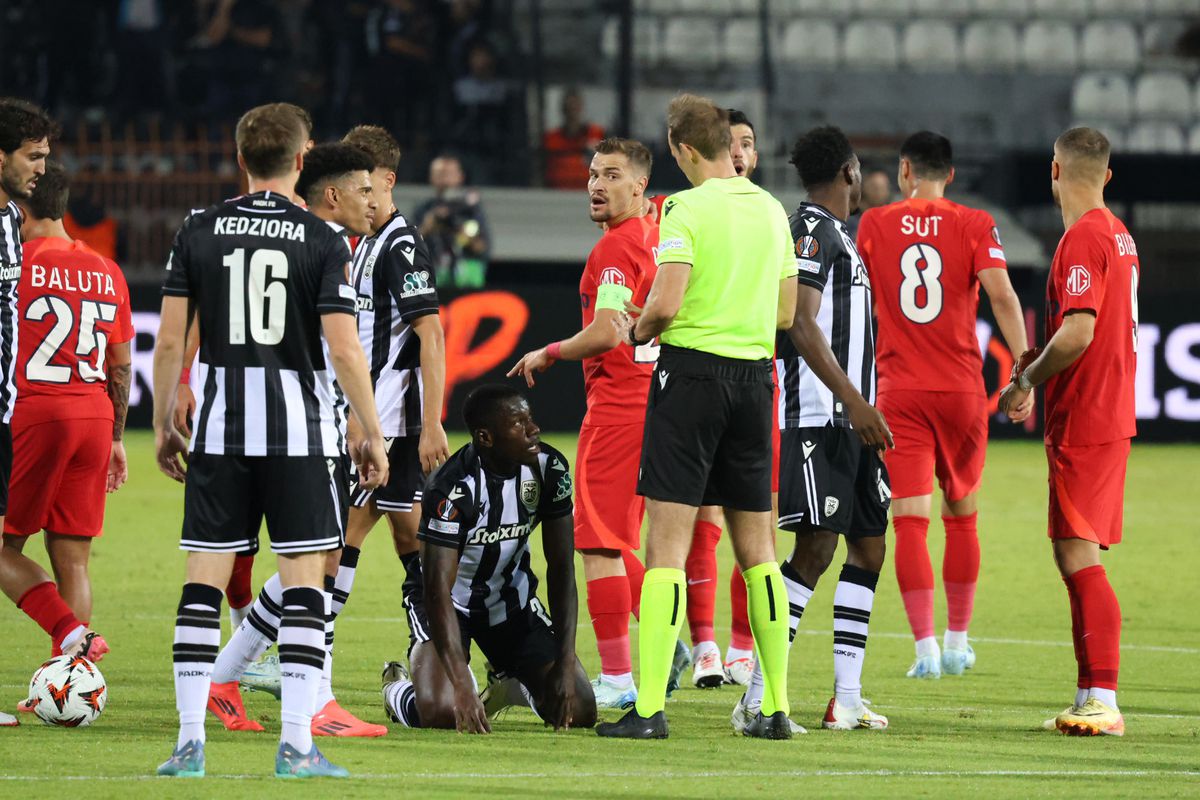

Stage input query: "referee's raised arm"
[{"left": 597, "top": 94, "right": 798, "bottom": 741}]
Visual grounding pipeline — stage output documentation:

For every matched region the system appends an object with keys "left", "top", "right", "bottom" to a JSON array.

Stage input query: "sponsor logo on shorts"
[
  {"left": 802, "top": 440, "right": 817, "bottom": 461},
  {"left": 876, "top": 468, "right": 891, "bottom": 505},
  {"left": 658, "top": 370, "right": 669, "bottom": 389},
  {"left": 521, "top": 479, "right": 540, "bottom": 509},
  {"left": 796, "top": 235, "right": 820, "bottom": 258},
  {"left": 1066, "top": 265, "right": 1091, "bottom": 296},
  {"left": 824, "top": 496, "right": 840, "bottom": 517}
]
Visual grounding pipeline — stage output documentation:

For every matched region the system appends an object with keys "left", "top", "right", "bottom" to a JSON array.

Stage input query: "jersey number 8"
[
  {"left": 224, "top": 247, "right": 288, "bottom": 346},
  {"left": 898, "top": 243, "right": 943, "bottom": 324}
]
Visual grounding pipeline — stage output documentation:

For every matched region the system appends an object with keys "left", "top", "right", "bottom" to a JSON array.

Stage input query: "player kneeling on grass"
[{"left": 382, "top": 385, "right": 596, "bottom": 732}]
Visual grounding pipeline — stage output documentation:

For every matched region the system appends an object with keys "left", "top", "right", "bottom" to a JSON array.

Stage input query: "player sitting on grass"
[{"left": 381, "top": 385, "right": 596, "bottom": 732}]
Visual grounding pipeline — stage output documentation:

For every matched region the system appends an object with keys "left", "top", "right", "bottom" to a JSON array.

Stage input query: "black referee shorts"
[
  {"left": 777, "top": 426, "right": 891, "bottom": 538},
  {"left": 182, "top": 453, "right": 348, "bottom": 555},
  {"left": 637, "top": 344, "right": 774, "bottom": 512}
]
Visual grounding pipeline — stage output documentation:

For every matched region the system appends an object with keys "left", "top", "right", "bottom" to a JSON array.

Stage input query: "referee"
[{"left": 596, "top": 94, "right": 798, "bottom": 740}]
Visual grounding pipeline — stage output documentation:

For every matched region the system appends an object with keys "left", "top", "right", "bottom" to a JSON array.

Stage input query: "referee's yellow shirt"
[{"left": 656, "top": 176, "right": 796, "bottom": 361}]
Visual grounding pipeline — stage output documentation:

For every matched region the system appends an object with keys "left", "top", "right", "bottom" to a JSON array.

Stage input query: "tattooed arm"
[{"left": 106, "top": 340, "right": 132, "bottom": 492}]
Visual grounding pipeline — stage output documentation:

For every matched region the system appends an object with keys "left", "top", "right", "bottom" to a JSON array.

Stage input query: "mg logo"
[{"left": 1066, "top": 265, "right": 1091, "bottom": 297}]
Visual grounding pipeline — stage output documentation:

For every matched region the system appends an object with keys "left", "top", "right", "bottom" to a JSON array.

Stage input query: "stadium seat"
[
  {"left": 780, "top": 20, "right": 840, "bottom": 68},
  {"left": 1021, "top": 21, "right": 1078, "bottom": 72},
  {"left": 1127, "top": 121, "right": 1186, "bottom": 153},
  {"left": 770, "top": 0, "right": 852, "bottom": 19},
  {"left": 1188, "top": 122, "right": 1200, "bottom": 154},
  {"left": 853, "top": 0, "right": 912, "bottom": 17},
  {"left": 723, "top": 19, "right": 765, "bottom": 66},
  {"left": 961, "top": 21, "right": 1020, "bottom": 71},
  {"left": 661, "top": 18, "right": 721, "bottom": 68},
  {"left": 902, "top": 21, "right": 960, "bottom": 72},
  {"left": 978, "top": 0, "right": 1031, "bottom": 19},
  {"left": 1030, "top": 0, "right": 1088, "bottom": 19},
  {"left": 913, "top": 0, "right": 973, "bottom": 18},
  {"left": 1090, "top": 0, "right": 1146, "bottom": 17},
  {"left": 842, "top": 21, "right": 899, "bottom": 69},
  {"left": 1080, "top": 20, "right": 1140, "bottom": 69},
  {"left": 601, "top": 16, "right": 661, "bottom": 67},
  {"left": 1143, "top": 19, "right": 1186, "bottom": 59},
  {"left": 1133, "top": 72, "right": 1193, "bottom": 122},
  {"left": 1071, "top": 73, "right": 1134, "bottom": 121}
]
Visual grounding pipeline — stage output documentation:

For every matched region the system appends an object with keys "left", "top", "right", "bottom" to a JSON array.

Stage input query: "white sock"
[
  {"left": 1075, "top": 687, "right": 1089, "bottom": 708},
  {"left": 59, "top": 625, "right": 87, "bottom": 652},
  {"left": 315, "top": 591, "right": 335, "bottom": 711},
  {"left": 833, "top": 565, "right": 879, "bottom": 710},
  {"left": 229, "top": 604, "right": 252, "bottom": 632},
  {"left": 599, "top": 672, "right": 633, "bottom": 688},
  {"left": 384, "top": 680, "right": 420, "bottom": 727},
  {"left": 916, "top": 636, "right": 939, "bottom": 658},
  {"left": 1088, "top": 687, "right": 1118, "bottom": 710},
  {"left": 745, "top": 562, "right": 812, "bottom": 708},
  {"left": 278, "top": 587, "right": 326, "bottom": 753},
  {"left": 173, "top": 583, "right": 223, "bottom": 748},
  {"left": 944, "top": 629, "right": 968, "bottom": 651},
  {"left": 692, "top": 640, "right": 720, "bottom": 661},
  {"left": 725, "top": 647, "right": 754, "bottom": 664}
]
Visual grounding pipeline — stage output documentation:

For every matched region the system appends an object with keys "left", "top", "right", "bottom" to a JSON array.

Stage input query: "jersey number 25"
[{"left": 25, "top": 297, "right": 117, "bottom": 384}]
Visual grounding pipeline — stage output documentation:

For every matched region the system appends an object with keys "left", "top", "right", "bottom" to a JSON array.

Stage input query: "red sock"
[
  {"left": 942, "top": 512, "right": 980, "bottom": 633},
  {"left": 621, "top": 550, "right": 645, "bottom": 619},
  {"left": 225, "top": 553, "right": 255, "bottom": 609},
  {"left": 17, "top": 582, "right": 82, "bottom": 650},
  {"left": 893, "top": 515, "right": 935, "bottom": 641},
  {"left": 1063, "top": 575, "right": 1091, "bottom": 690},
  {"left": 728, "top": 567, "right": 753, "bottom": 651},
  {"left": 586, "top": 575, "right": 632, "bottom": 676},
  {"left": 685, "top": 520, "right": 721, "bottom": 645},
  {"left": 1068, "top": 565, "right": 1121, "bottom": 690}
]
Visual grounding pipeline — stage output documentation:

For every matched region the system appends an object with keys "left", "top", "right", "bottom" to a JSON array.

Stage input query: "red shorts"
[
  {"left": 878, "top": 390, "right": 987, "bottom": 502},
  {"left": 1046, "top": 439, "right": 1130, "bottom": 549},
  {"left": 4, "top": 416, "right": 112, "bottom": 537},
  {"left": 574, "top": 421, "right": 645, "bottom": 551}
]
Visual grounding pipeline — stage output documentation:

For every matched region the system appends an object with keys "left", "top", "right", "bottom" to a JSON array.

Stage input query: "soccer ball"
[{"left": 28, "top": 655, "right": 107, "bottom": 727}]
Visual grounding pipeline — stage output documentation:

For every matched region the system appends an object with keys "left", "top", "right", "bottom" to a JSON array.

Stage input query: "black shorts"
[
  {"left": 460, "top": 598, "right": 559, "bottom": 685},
  {"left": 778, "top": 427, "right": 891, "bottom": 537},
  {"left": 351, "top": 435, "right": 423, "bottom": 513},
  {"left": 0, "top": 423, "right": 10, "bottom": 516},
  {"left": 637, "top": 345, "right": 774, "bottom": 512},
  {"left": 402, "top": 558, "right": 432, "bottom": 654},
  {"left": 182, "top": 453, "right": 349, "bottom": 555}
]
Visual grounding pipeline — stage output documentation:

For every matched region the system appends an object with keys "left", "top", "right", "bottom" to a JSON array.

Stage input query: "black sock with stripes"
[
  {"left": 383, "top": 678, "right": 421, "bottom": 727},
  {"left": 173, "top": 582, "right": 223, "bottom": 748},
  {"left": 833, "top": 563, "right": 880, "bottom": 709},
  {"left": 278, "top": 586, "right": 327, "bottom": 752},
  {"left": 329, "top": 546, "right": 359, "bottom": 618}
]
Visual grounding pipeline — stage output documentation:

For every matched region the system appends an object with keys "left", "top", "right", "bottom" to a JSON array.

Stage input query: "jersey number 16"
[{"left": 225, "top": 247, "right": 288, "bottom": 346}]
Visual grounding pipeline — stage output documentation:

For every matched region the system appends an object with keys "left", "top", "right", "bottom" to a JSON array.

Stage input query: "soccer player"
[
  {"left": 507, "top": 137, "right": 656, "bottom": 709},
  {"left": 998, "top": 127, "right": 1136, "bottom": 737},
  {"left": 596, "top": 95, "right": 797, "bottom": 740},
  {"left": 736, "top": 126, "right": 895, "bottom": 733},
  {"left": 382, "top": 384, "right": 596, "bottom": 733},
  {"left": 0, "top": 99, "right": 61, "bottom": 729},
  {"left": 856, "top": 131, "right": 1028, "bottom": 679},
  {"left": 152, "top": 103, "right": 389, "bottom": 778},
  {"left": 204, "top": 141, "right": 384, "bottom": 737},
  {"left": 3, "top": 163, "right": 131, "bottom": 714}
]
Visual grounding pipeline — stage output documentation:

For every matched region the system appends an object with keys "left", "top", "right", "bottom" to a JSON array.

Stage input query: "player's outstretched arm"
[
  {"left": 508, "top": 308, "right": 623, "bottom": 387},
  {"left": 321, "top": 312, "right": 389, "bottom": 491},
  {"left": 152, "top": 296, "right": 192, "bottom": 482},
  {"left": 541, "top": 512, "right": 579, "bottom": 730},
  {"left": 786, "top": 283, "right": 894, "bottom": 451},
  {"left": 999, "top": 311, "right": 1095, "bottom": 420},
  {"left": 106, "top": 340, "right": 132, "bottom": 493},
  {"left": 421, "top": 540, "right": 491, "bottom": 734},
  {"left": 979, "top": 268, "right": 1030, "bottom": 359},
  {"left": 411, "top": 313, "right": 450, "bottom": 474}
]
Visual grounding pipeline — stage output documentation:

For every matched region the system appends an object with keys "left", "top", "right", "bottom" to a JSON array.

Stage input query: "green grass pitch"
[{"left": 0, "top": 433, "right": 1197, "bottom": 798}]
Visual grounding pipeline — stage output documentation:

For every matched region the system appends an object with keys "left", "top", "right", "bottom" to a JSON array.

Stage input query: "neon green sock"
[
  {"left": 633, "top": 567, "right": 686, "bottom": 718},
  {"left": 744, "top": 561, "right": 790, "bottom": 718}
]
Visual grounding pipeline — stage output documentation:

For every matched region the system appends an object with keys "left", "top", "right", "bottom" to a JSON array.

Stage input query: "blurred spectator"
[
  {"left": 367, "top": 0, "right": 437, "bottom": 148},
  {"left": 113, "top": 0, "right": 170, "bottom": 119},
  {"left": 543, "top": 88, "right": 606, "bottom": 190},
  {"left": 413, "top": 155, "right": 491, "bottom": 288},
  {"left": 861, "top": 167, "right": 893, "bottom": 210},
  {"left": 449, "top": 40, "right": 526, "bottom": 184},
  {"left": 189, "top": 0, "right": 284, "bottom": 119},
  {"left": 445, "top": 0, "right": 487, "bottom": 78}
]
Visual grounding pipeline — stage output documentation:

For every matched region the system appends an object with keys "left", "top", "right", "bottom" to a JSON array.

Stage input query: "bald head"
[{"left": 1054, "top": 127, "right": 1111, "bottom": 185}]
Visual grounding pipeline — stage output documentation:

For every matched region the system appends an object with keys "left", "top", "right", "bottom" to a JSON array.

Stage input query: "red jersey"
[
  {"left": 579, "top": 215, "right": 659, "bottom": 426},
  {"left": 16, "top": 237, "right": 134, "bottom": 425},
  {"left": 857, "top": 197, "right": 1008, "bottom": 395},
  {"left": 1044, "top": 208, "right": 1138, "bottom": 446}
]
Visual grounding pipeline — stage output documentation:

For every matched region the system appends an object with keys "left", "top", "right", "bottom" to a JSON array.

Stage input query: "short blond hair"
[
  {"left": 667, "top": 94, "right": 730, "bottom": 161},
  {"left": 235, "top": 103, "right": 309, "bottom": 179},
  {"left": 595, "top": 137, "right": 653, "bottom": 178}
]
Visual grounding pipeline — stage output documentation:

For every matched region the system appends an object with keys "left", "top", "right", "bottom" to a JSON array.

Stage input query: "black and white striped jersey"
[
  {"left": 417, "top": 442, "right": 574, "bottom": 626},
  {"left": 350, "top": 210, "right": 439, "bottom": 438},
  {"left": 162, "top": 191, "right": 356, "bottom": 457},
  {"left": 776, "top": 202, "right": 876, "bottom": 429},
  {"left": 0, "top": 202, "right": 22, "bottom": 424}
]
